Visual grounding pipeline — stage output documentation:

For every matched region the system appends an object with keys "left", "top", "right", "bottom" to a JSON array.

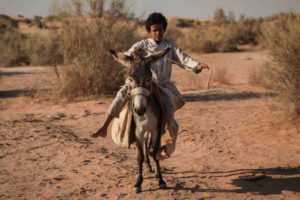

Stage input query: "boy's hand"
[
  {"left": 197, "top": 63, "right": 209, "bottom": 70},
  {"left": 194, "top": 63, "right": 209, "bottom": 74}
]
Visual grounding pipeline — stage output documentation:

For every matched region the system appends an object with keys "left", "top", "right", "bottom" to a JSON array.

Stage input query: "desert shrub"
[
  {"left": 0, "top": 15, "right": 18, "bottom": 33},
  {"left": 164, "top": 24, "right": 184, "bottom": 42},
  {"left": 28, "top": 33, "right": 63, "bottom": 66},
  {"left": 32, "top": 16, "right": 46, "bottom": 28},
  {"left": 177, "top": 25, "right": 238, "bottom": 53},
  {"left": 88, "top": 0, "right": 104, "bottom": 18},
  {"left": 234, "top": 18, "right": 263, "bottom": 45},
  {"left": 261, "top": 14, "right": 300, "bottom": 117},
  {"left": 174, "top": 11, "right": 271, "bottom": 53},
  {"left": 24, "top": 18, "right": 32, "bottom": 24},
  {"left": 50, "top": 0, "right": 140, "bottom": 99},
  {"left": 45, "top": 15, "right": 57, "bottom": 22},
  {"left": 0, "top": 20, "right": 62, "bottom": 67},
  {"left": 213, "top": 8, "right": 227, "bottom": 24},
  {"left": 0, "top": 15, "right": 30, "bottom": 66},
  {"left": 0, "top": 15, "right": 51, "bottom": 67},
  {"left": 175, "top": 18, "right": 194, "bottom": 28},
  {"left": 0, "top": 27, "right": 31, "bottom": 67}
]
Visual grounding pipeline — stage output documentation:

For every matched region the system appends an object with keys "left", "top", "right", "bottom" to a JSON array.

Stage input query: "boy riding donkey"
[{"left": 91, "top": 12, "right": 209, "bottom": 159}]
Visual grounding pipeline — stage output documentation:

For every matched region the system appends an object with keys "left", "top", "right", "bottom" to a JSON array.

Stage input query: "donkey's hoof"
[
  {"left": 145, "top": 168, "right": 153, "bottom": 173},
  {"left": 136, "top": 174, "right": 143, "bottom": 181},
  {"left": 159, "top": 183, "right": 167, "bottom": 189},
  {"left": 134, "top": 187, "right": 141, "bottom": 194}
]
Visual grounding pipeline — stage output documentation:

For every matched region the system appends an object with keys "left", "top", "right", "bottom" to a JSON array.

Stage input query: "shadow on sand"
[
  {"left": 0, "top": 89, "right": 50, "bottom": 98},
  {"left": 144, "top": 166, "right": 300, "bottom": 196},
  {"left": 0, "top": 71, "right": 37, "bottom": 76},
  {"left": 182, "top": 91, "right": 277, "bottom": 102}
]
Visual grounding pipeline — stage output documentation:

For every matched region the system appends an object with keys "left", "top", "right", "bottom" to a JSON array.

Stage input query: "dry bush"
[
  {"left": 213, "top": 8, "right": 227, "bottom": 24},
  {"left": 0, "top": 15, "right": 27, "bottom": 67},
  {"left": 0, "top": 29, "right": 63, "bottom": 67},
  {"left": 164, "top": 23, "right": 184, "bottom": 42},
  {"left": 175, "top": 16, "right": 264, "bottom": 53},
  {"left": 172, "top": 18, "right": 195, "bottom": 28},
  {"left": 0, "top": 14, "right": 60, "bottom": 67},
  {"left": 50, "top": 0, "right": 140, "bottom": 99},
  {"left": 172, "top": 9, "right": 265, "bottom": 53},
  {"left": 28, "top": 33, "right": 63, "bottom": 66},
  {"left": 229, "top": 18, "right": 263, "bottom": 45},
  {"left": 177, "top": 25, "right": 238, "bottom": 53},
  {"left": 0, "top": 28, "right": 31, "bottom": 67},
  {"left": 261, "top": 13, "right": 300, "bottom": 117}
]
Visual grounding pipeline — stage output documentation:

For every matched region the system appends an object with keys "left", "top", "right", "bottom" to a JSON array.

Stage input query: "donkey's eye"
[{"left": 128, "top": 77, "right": 134, "bottom": 83}]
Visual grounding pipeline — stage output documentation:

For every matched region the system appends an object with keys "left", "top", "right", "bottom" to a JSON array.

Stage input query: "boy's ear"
[
  {"left": 145, "top": 47, "right": 170, "bottom": 65},
  {"left": 110, "top": 49, "right": 133, "bottom": 68}
]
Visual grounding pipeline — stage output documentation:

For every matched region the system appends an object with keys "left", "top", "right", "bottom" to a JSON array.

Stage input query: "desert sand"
[{"left": 0, "top": 48, "right": 299, "bottom": 200}]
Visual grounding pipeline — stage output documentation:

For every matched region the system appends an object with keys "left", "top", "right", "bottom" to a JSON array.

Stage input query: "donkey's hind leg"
[
  {"left": 134, "top": 140, "right": 144, "bottom": 194},
  {"left": 151, "top": 134, "right": 166, "bottom": 189}
]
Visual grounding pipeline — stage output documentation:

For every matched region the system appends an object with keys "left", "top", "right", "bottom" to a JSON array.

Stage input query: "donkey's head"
[{"left": 110, "top": 47, "right": 170, "bottom": 116}]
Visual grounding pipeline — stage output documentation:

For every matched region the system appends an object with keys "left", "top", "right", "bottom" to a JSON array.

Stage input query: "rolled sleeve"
[{"left": 124, "top": 40, "right": 146, "bottom": 56}]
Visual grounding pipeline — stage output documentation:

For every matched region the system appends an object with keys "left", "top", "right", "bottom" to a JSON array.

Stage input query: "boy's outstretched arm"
[{"left": 171, "top": 41, "right": 208, "bottom": 73}]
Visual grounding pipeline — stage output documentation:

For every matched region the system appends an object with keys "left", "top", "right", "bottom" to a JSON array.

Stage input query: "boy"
[{"left": 91, "top": 12, "right": 208, "bottom": 158}]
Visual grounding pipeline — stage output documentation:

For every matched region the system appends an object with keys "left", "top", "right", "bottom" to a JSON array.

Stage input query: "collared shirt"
[{"left": 125, "top": 38, "right": 200, "bottom": 85}]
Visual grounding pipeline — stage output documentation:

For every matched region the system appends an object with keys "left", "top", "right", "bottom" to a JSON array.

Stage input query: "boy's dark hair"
[{"left": 145, "top": 12, "right": 168, "bottom": 32}]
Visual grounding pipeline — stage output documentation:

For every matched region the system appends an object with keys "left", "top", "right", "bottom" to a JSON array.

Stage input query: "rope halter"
[{"left": 130, "top": 87, "right": 151, "bottom": 97}]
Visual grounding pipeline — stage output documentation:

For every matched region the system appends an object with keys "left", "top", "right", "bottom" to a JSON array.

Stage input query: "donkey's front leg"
[
  {"left": 144, "top": 138, "right": 153, "bottom": 173},
  {"left": 134, "top": 140, "right": 144, "bottom": 194},
  {"left": 151, "top": 135, "right": 166, "bottom": 189}
]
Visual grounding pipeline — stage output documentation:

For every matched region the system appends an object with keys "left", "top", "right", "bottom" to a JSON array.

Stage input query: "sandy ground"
[{"left": 0, "top": 49, "right": 299, "bottom": 200}]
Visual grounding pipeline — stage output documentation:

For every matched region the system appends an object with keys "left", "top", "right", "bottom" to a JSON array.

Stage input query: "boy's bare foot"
[
  {"left": 156, "top": 148, "right": 170, "bottom": 160},
  {"left": 90, "top": 127, "right": 107, "bottom": 138},
  {"left": 160, "top": 149, "right": 170, "bottom": 158}
]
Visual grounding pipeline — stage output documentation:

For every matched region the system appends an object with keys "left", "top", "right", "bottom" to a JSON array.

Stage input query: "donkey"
[{"left": 110, "top": 47, "right": 170, "bottom": 194}]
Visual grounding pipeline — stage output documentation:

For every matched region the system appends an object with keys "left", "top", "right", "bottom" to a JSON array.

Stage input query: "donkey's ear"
[
  {"left": 145, "top": 47, "right": 170, "bottom": 65},
  {"left": 110, "top": 49, "right": 133, "bottom": 68}
]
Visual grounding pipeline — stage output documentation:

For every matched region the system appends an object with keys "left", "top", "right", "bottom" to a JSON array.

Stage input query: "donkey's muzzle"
[
  {"left": 135, "top": 107, "right": 146, "bottom": 116},
  {"left": 130, "top": 87, "right": 151, "bottom": 116}
]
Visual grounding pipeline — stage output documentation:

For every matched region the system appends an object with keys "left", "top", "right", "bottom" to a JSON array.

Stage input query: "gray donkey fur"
[{"left": 110, "top": 47, "right": 170, "bottom": 194}]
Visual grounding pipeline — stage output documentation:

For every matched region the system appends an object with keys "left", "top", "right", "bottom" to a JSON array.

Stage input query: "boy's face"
[{"left": 149, "top": 23, "right": 165, "bottom": 43}]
